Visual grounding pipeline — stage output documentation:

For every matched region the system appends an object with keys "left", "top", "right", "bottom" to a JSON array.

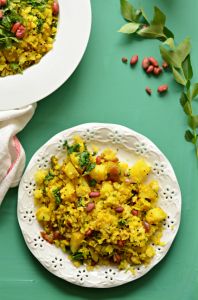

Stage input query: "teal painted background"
[{"left": 0, "top": 0, "right": 198, "bottom": 299}]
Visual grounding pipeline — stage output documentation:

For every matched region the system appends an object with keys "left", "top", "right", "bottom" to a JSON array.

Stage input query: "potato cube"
[{"left": 146, "top": 207, "right": 167, "bottom": 224}]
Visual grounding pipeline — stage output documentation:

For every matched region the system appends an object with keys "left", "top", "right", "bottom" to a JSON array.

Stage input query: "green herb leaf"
[
  {"left": 163, "top": 26, "right": 174, "bottom": 39},
  {"left": 45, "top": 172, "right": 54, "bottom": 182},
  {"left": 185, "top": 130, "right": 195, "bottom": 143},
  {"left": 77, "top": 197, "right": 85, "bottom": 207},
  {"left": 172, "top": 67, "right": 187, "bottom": 86},
  {"left": 188, "top": 115, "right": 198, "bottom": 129},
  {"left": 118, "top": 219, "right": 127, "bottom": 227},
  {"left": 140, "top": 8, "right": 149, "bottom": 24},
  {"left": 191, "top": 83, "right": 198, "bottom": 100},
  {"left": 63, "top": 140, "right": 80, "bottom": 154},
  {"left": 182, "top": 55, "right": 193, "bottom": 81},
  {"left": 85, "top": 163, "right": 96, "bottom": 174},
  {"left": 180, "top": 92, "right": 192, "bottom": 115},
  {"left": 118, "top": 22, "right": 140, "bottom": 34},
  {"left": 53, "top": 188, "right": 61, "bottom": 205},
  {"left": 79, "top": 151, "right": 90, "bottom": 168},
  {"left": 160, "top": 37, "right": 191, "bottom": 68},
  {"left": 72, "top": 252, "right": 84, "bottom": 261},
  {"left": 120, "top": 0, "right": 137, "bottom": 21},
  {"left": 89, "top": 179, "right": 97, "bottom": 187},
  {"left": 176, "top": 37, "right": 191, "bottom": 65},
  {"left": 138, "top": 7, "right": 166, "bottom": 39}
]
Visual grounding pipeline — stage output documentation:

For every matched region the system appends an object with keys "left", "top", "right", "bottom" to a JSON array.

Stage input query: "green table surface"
[{"left": 1, "top": 0, "right": 198, "bottom": 299}]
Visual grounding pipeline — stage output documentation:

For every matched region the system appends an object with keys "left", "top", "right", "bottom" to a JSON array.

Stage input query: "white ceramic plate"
[
  {"left": 18, "top": 123, "right": 181, "bottom": 288},
  {"left": 0, "top": 0, "right": 91, "bottom": 111}
]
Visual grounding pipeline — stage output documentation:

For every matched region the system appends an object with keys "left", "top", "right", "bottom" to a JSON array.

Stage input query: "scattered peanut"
[
  {"left": 142, "top": 57, "right": 150, "bottom": 69},
  {"left": 122, "top": 57, "right": 128, "bottom": 63},
  {"left": 158, "top": 84, "right": 168, "bottom": 93},
  {"left": 132, "top": 209, "right": 139, "bottom": 216},
  {"left": 52, "top": 1, "right": 59, "bottom": 16},
  {"left": 115, "top": 206, "right": 124, "bottom": 213},
  {"left": 143, "top": 221, "right": 150, "bottom": 232},
  {"left": 153, "top": 67, "right": 162, "bottom": 75},
  {"left": 148, "top": 57, "right": 159, "bottom": 67},
  {"left": 89, "top": 191, "right": 100, "bottom": 198},
  {"left": 130, "top": 55, "right": 138, "bottom": 66},
  {"left": 146, "top": 65, "right": 154, "bottom": 74},
  {"left": 145, "top": 87, "right": 152, "bottom": 95},
  {"left": 162, "top": 61, "right": 169, "bottom": 69},
  {"left": 85, "top": 202, "right": 95, "bottom": 212}
]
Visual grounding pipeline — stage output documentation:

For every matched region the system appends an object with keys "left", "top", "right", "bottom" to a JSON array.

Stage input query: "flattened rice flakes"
[
  {"left": 34, "top": 136, "right": 167, "bottom": 270},
  {"left": 0, "top": 0, "right": 58, "bottom": 77}
]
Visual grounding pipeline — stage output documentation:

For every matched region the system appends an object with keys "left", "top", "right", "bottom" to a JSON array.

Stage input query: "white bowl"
[{"left": 0, "top": 0, "right": 92, "bottom": 110}]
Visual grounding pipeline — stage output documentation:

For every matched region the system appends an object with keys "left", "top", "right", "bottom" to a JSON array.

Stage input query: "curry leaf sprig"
[{"left": 119, "top": 0, "right": 198, "bottom": 157}]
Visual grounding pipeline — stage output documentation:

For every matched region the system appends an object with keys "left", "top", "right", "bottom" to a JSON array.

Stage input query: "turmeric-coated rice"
[
  {"left": 0, "top": 0, "right": 58, "bottom": 77},
  {"left": 34, "top": 136, "right": 167, "bottom": 270}
]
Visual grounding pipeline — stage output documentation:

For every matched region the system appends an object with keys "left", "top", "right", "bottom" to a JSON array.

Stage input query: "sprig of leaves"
[{"left": 119, "top": 0, "right": 198, "bottom": 157}]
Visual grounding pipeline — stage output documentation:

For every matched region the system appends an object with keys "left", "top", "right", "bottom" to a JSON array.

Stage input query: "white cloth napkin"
[{"left": 0, "top": 104, "right": 36, "bottom": 205}]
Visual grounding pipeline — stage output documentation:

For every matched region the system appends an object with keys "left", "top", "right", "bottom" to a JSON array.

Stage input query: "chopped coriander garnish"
[
  {"left": 45, "top": 172, "right": 54, "bottom": 182},
  {"left": 77, "top": 197, "right": 85, "bottom": 207},
  {"left": 72, "top": 252, "right": 84, "bottom": 261},
  {"left": 79, "top": 151, "right": 90, "bottom": 168},
  {"left": 63, "top": 140, "right": 80, "bottom": 154},
  {"left": 89, "top": 179, "right": 97, "bottom": 187},
  {"left": 118, "top": 219, "right": 127, "bottom": 227},
  {"left": 53, "top": 188, "right": 61, "bottom": 205}
]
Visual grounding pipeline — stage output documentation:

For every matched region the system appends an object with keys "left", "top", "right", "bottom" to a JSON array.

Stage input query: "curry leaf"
[
  {"left": 119, "top": 22, "right": 140, "bottom": 34},
  {"left": 138, "top": 6, "right": 166, "bottom": 39},
  {"left": 160, "top": 37, "right": 191, "bottom": 68},
  {"left": 180, "top": 92, "right": 192, "bottom": 115},
  {"left": 163, "top": 26, "right": 174, "bottom": 39},
  {"left": 172, "top": 67, "right": 187, "bottom": 86},
  {"left": 185, "top": 130, "right": 195, "bottom": 143},
  {"left": 160, "top": 45, "right": 181, "bottom": 68},
  {"left": 120, "top": 0, "right": 136, "bottom": 21},
  {"left": 182, "top": 55, "right": 193, "bottom": 81},
  {"left": 140, "top": 8, "right": 149, "bottom": 24},
  {"left": 175, "top": 37, "right": 191, "bottom": 65},
  {"left": 151, "top": 6, "right": 166, "bottom": 28},
  {"left": 188, "top": 115, "right": 198, "bottom": 129},
  {"left": 191, "top": 83, "right": 198, "bottom": 100}
]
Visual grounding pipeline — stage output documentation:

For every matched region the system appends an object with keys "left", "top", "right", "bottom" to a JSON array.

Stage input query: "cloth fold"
[{"left": 0, "top": 104, "right": 36, "bottom": 205}]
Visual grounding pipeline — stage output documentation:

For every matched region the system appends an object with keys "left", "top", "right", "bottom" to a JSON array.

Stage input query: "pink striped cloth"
[{"left": 0, "top": 104, "right": 36, "bottom": 204}]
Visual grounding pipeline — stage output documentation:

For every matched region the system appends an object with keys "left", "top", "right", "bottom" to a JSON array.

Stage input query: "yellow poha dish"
[
  {"left": 0, "top": 0, "right": 59, "bottom": 77},
  {"left": 34, "top": 136, "right": 167, "bottom": 270}
]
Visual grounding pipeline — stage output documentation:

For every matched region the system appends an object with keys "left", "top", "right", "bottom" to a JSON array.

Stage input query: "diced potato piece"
[
  {"left": 60, "top": 182, "right": 76, "bottom": 201},
  {"left": 70, "top": 153, "right": 80, "bottom": 170},
  {"left": 89, "top": 164, "right": 108, "bottom": 181},
  {"left": 34, "top": 189, "right": 43, "bottom": 200},
  {"left": 149, "top": 180, "right": 159, "bottom": 193},
  {"left": 135, "top": 198, "right": 152, "bottom": 211},
  {"left": 63, "top": 162, "right": 79, "bottom": 179},
  {"left": 101, "top": 148, "right": 117, "bottom": 161},
  {"left": 139, "top": 183, "right": 158, "bottom": 201},
  {"left": 76, "top": 177, "right": 91, "bottom": 197},
  {"left": 35, "top": 170, "right": 48, "bottom": 185},
  {"left": 70, "top": 232, "right": 84, "bottom": 253},
  {"left": 146, "top": 207, "right": 167, "bottom": 224},
  {"left": 90, "top": 248, "right": 99, "bottom": 262},
  {"left": 146, "top": 245, "right": 155, "bottom": 258},
  {"left": 36, "top": 206, "right": 51, "bottom": 221},
  {"left": 129, "top": 159, "right": 151, "bottom": 183},
  {"left": 131, "top": 256, "right": 141, "bottom": 265},
  {"left": 119, "top": 162, "right": 128, "bottom": 176}
]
